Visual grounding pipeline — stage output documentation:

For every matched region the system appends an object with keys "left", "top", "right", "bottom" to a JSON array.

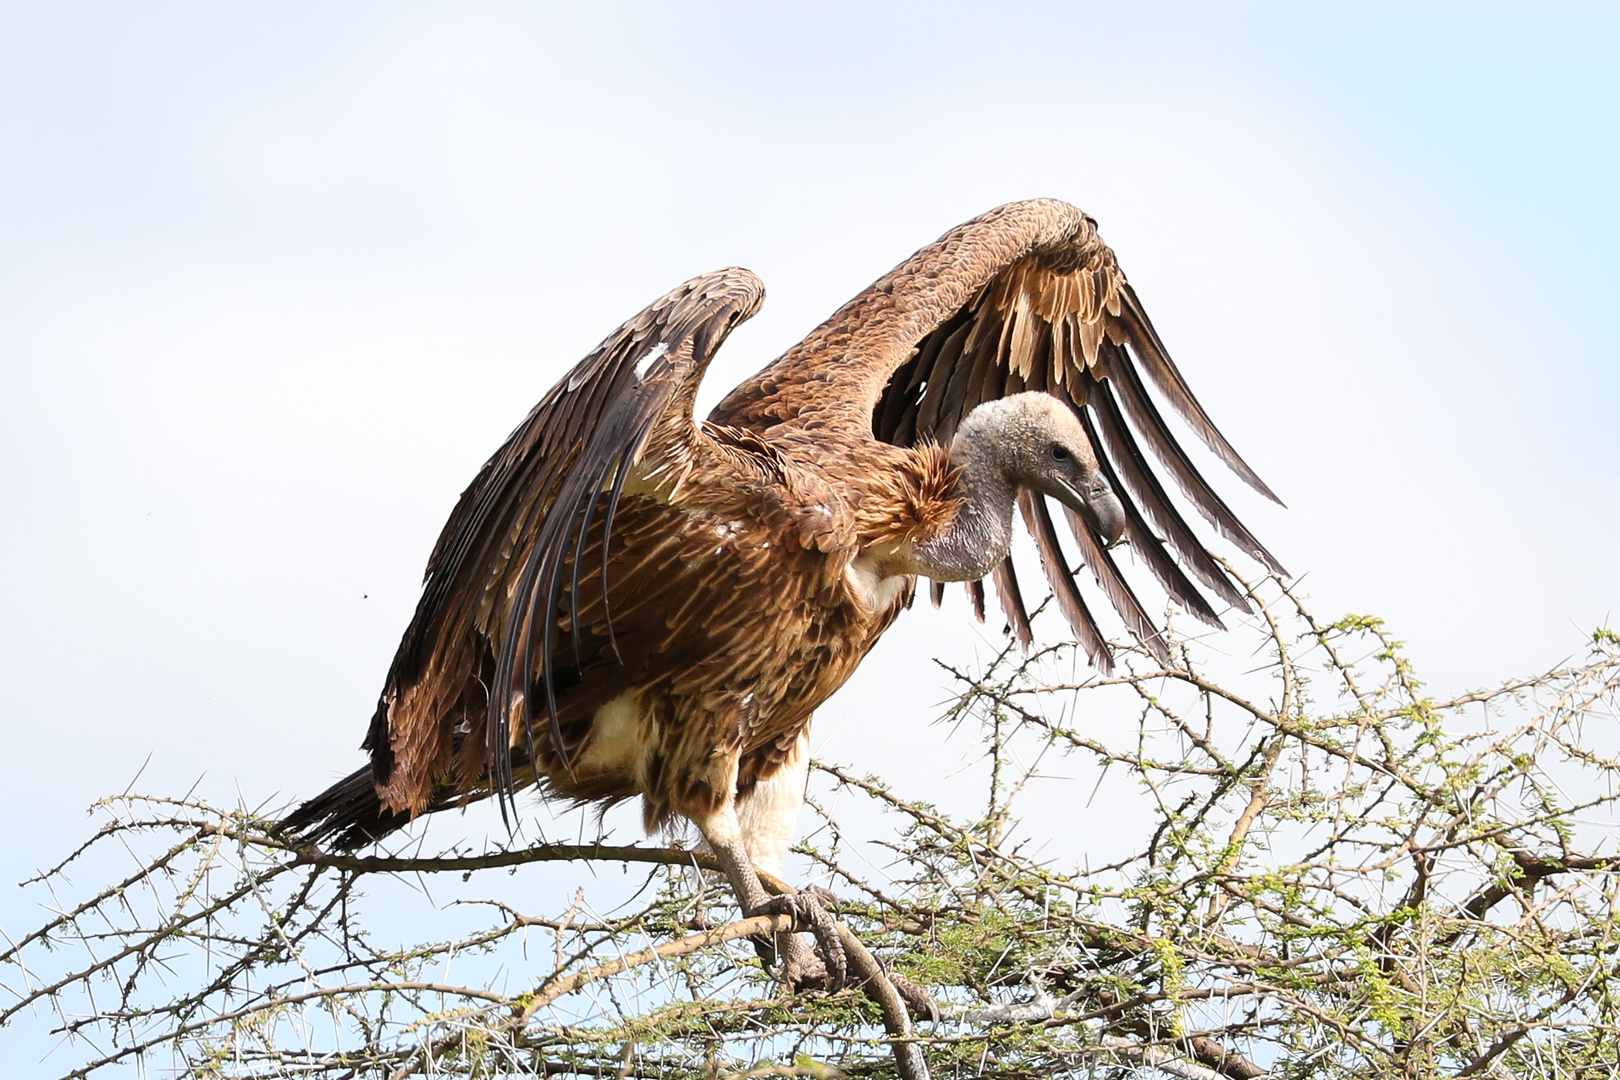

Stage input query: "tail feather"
[{"left": 279, "top": 765, "right": 414, "bottom": 850}]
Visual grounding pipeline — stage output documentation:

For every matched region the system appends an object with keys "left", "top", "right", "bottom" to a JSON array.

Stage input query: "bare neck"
[{"left": 909, "top": 435, "right": 1015, "bottom": 582}]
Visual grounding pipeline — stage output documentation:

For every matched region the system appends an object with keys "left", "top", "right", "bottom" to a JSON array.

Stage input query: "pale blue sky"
[{"left": 2, "top": 4, "right": 1617, "bottom": 1066}]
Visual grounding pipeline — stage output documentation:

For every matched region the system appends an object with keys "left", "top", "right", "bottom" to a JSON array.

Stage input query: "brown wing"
[
  {"left": 712, "top": 199, "right": 1282, "bottom": 663},
  {"left": 368, "top": 268, "right": 766, "bottom": 817}
]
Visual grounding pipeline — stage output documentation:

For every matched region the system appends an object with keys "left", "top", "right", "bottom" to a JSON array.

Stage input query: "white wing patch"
[
  {"left": 845, "top": 554, "right": 909, "bottom": 612},
  {"left": 574, "top": 690, "right": 645, "bottom": 780},
  {"left": 634, "top": 341, "right": 670, "bottom": 380},
  {"left": 684, "top": 509, "right": 746, "bottom": 554}
]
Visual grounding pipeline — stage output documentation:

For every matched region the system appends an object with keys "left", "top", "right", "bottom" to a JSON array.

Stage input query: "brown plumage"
[{"left": 282, "top": 198, "right": 1281, "bottom": 990}]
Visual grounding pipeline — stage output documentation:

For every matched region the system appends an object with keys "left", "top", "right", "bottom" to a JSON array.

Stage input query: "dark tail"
[{"left": 278, "top": 765, "right": 415, "bottom": 850}]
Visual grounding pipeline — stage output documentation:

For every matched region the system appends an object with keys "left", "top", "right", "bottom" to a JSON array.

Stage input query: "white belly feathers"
[
  {"left": 573, "top": 690, "right": 643, "bottom": 778},
  {"left": 845, "top": 553, "right": 910, "bottom": 613}
]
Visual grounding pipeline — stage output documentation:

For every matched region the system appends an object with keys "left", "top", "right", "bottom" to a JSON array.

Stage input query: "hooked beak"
[{"left": 1050, "top": 474, "right": 1126, "bottom": 549}]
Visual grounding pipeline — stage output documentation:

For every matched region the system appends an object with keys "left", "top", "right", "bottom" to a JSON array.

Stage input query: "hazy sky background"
[{"left": 3, "top": 3, "right": 1618, "bottom": 1064}]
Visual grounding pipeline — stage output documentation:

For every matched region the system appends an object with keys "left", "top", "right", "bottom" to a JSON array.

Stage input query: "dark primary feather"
[
  {"left": 768, "top": 200, "right": 1287, "bottom": 659},
  {"left": 1114, "top": 283, "right": 1281, "bottom": 504},
  {"left": 363, "top": 270, "right": 765, "bottom": 819},
  {"left": 483, "top": 276, "right": 763, "bottom": 807},
  {"left": 967, "top": 578, "right": 987, "bottom": 623},
  {"left": 1019, "top": 490, "right": 1111, "bottom": 671},
  {"left": 288, "top": 199, "right": 1284, "bottom": 851},
  {"left": 1104, "top": 351, "right": 1285, "bottom": 577},
  {"left": 1075, "top": 400, "right": 1226, "bottom": 629},
  {"left": 278, "top": 764, "right": 411, "bottom": 849},
  {"left": 991, "top": 557, "right": 1034, "bottom": 648},
  {"left": 1084, "top": 376, "right": 1252, "bottom": 614}
]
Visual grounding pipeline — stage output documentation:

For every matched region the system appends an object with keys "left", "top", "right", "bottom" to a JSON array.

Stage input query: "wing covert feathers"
[
  {"left": 291, "top": 200, "right": 1288, "bottom": 849},
  {"left": 715, "top": 198, "right": 1282, "bottom": 663},
  {"left": 370, "top": 269, "right": 766, "bottom": 818}
]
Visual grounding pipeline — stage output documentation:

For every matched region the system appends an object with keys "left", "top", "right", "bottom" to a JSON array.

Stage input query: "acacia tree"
[{"left": 4, "top": 571, "right": 1619, "bottom": 1079}]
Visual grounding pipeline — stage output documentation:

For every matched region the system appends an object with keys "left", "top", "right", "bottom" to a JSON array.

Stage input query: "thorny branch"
[{"left": 3, "top": 574, "right": 1618, "bottom": 1079}]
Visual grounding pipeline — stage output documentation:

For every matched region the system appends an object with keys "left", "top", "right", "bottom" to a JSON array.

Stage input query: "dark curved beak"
[{"left": 1051, "top": 475, "right": 1126, "bottom": 549}]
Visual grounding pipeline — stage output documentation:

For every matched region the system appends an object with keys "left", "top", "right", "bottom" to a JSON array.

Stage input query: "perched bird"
[{"left": 283, "top": 198, "right": 1281, "bottom": 989}]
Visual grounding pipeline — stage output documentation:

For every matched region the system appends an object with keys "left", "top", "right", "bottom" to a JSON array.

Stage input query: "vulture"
[{"left": 283, "top": 198, "right": 1282, "bottom": 991}]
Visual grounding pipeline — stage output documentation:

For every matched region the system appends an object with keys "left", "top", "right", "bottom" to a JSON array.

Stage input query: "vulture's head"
[{"left": 955, "top": 392, "right": 1125, "bottom": 548}]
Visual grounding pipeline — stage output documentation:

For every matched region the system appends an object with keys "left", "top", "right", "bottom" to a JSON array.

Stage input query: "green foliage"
[{"left": 4, "top": 573, "right": 1619, "bottom": 1078}]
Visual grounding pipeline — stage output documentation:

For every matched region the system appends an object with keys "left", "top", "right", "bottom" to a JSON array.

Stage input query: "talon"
[
  {"left": 754, "top": 891, "right": 847, "bottom": 993},
  {"left": 801, "top": 883, "right": 840, "bottom": 907},
  {"left": 887, "top": 972, "right": 942, "bottom": 1023},
  {"left": 779, "top": 936, "right": 830, "bottom": 993}
]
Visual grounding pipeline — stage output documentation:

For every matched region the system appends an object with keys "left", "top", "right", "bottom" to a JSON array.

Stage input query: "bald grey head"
[
  {"left": 912, "top": 392, "right": 1125, "bottom": 582},
  {"left": 959, "top": 393, "right": 1124, "bottom": 545}
]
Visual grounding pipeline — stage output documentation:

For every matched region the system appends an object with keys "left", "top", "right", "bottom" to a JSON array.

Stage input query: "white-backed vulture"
[{"left": 283, "top": 198, "right": 1282, "bottom": 992}]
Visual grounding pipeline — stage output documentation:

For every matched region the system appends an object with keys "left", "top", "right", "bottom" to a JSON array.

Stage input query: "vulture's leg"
[
  {"left": 736, "top": 730, "right": 829, "bottom": 990},
  {"left": 736, "top": 728, "right": 810, "bottom": 882},
  {"left": 697, "top": 799, "right": 846, "bottom": 993},
  {"left": 730, "top": 730, "right": 937, "bottom": 1018}
]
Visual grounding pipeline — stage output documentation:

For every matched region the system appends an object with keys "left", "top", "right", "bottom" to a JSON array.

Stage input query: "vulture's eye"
[{"left": 1050, "top": 444, "right": 1071, "bottom": 461}]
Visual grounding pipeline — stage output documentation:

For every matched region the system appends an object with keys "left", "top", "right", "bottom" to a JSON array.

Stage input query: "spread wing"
[
  {"left": 713, "top": 199, "right": 1282, "bottom": 667},
  {"left": 368, "top": 268, "right": 766, "bottom": 816}
]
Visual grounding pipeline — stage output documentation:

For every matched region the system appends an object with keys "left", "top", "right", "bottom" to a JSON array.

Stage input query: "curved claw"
[
  {"left": 755, "top": 891, "right": 847, "bottom": 993},
  {"left": 886, "top": 972, "right": 942, "bottom": 1023}
]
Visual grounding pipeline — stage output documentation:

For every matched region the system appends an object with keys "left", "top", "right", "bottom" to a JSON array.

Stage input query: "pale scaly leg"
[
  {"left": 736, "top": 729, "right": 829, "bottom": 989},
  {"left": 735, "top": 726, "right": 939, "bottom": 1018},
  {"left": 696, "top": 793, "right": 846, "bottom": 992},
  {"left": 735, "top": 727, "right": 810, "bottom": 882}
]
